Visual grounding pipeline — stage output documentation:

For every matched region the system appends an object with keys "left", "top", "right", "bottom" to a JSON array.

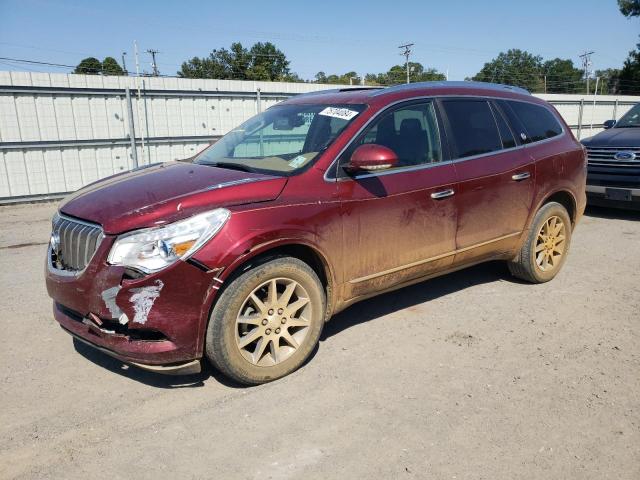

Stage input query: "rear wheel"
[
  {"left": 205, "top": 257, "right": 325, "bottom": 385},
  {"left": 508, "top": 202, "right": 572, "bottom": 283}
]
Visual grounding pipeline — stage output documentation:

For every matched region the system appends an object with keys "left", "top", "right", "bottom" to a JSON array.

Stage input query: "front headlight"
[{"left": 107, "top": 208, "right": 230, "bottom": 273}]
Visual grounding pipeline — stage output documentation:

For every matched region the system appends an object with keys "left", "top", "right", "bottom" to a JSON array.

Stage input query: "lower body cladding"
[
  {"left": 586, "top": 185, "right": 640, "bottom": 210},
  {"left": 46, "top": 256, "right": 220, "bottom": 375}
]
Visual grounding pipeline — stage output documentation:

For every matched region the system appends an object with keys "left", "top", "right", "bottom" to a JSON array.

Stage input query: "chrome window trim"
[
  {"left": 48, "top": 213, "right": 105, "bottom": 277},
  {"left": 323, "top": 94, "right": 566, "bottom": 183}
]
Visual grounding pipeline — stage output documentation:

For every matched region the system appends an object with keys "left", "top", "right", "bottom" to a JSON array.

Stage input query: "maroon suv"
[{"left": 46, "top": 82, "right": 586, "bottom": 384}]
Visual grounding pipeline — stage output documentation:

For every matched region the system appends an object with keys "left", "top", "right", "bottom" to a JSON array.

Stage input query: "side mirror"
[
  {"left": 603, "top": 119, "right": 616, "bottom": 129},
  {"left": 346, "top": 144, "right": 398, "bottom": 172}
]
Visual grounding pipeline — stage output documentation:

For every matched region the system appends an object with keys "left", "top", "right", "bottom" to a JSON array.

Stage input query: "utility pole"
[
  {"left": 398, "top": 43, "right": 414, "bottom": 84},
  {"left": 147, "top": 49, "right": 160, "bottom": 76},
  {"left": 579, "top": 51, "right": 594, "bottom": 94},
  {"left": 121, "top": 51, "right": 128, "bottom": 75}
]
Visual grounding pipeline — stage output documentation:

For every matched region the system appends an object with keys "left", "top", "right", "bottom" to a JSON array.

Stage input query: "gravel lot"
[{"left": 0, "top": 202, "right": 638, "bottom": 479}]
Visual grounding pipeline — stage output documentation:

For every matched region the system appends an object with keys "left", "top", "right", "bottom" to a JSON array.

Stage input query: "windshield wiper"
[{"left": 208, "top": 162, "right": 257, "bottom": 173}]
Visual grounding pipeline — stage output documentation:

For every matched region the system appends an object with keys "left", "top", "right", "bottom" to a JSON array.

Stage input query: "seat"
[
  {"left": 373, "top": 114, "right": 398, "bottom": 152},
  {"left": 397, "top": 118, "right": 429, "bottom": 166},
  {"left": 303, "top": 120, "right": 332, "bottom": 153}
]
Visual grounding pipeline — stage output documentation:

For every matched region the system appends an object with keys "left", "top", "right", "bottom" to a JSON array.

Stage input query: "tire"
[
  {"left": 205, "top": 256, "right": 325, "bottom": 385},
  {"left": 508, "top": 202, "right": 572, "bottom": 283}
]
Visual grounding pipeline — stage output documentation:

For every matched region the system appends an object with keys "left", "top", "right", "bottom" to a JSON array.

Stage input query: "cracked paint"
[{"left": 130, "top": 280, "right": 164, "bottom": 324}]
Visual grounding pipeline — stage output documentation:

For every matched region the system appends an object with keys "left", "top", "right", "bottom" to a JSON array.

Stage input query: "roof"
[{"left": 284, "top": 81, "right": 532, "bottom": 106}]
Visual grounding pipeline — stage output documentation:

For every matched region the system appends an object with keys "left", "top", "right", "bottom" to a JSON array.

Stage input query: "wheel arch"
[
  {"left": 531, "top": 189, "right": 577, "bottom": 227},
  {"left": 541, "top": 190, "right": 577, "bottom": 225},
  {"left": 215, "top": 239, "right": 336, "bottom": 321}
]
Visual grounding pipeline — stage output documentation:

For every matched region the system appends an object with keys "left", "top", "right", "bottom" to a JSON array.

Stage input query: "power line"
[{"left": 0, "top": 56, "right": 77, "bottom": 69}]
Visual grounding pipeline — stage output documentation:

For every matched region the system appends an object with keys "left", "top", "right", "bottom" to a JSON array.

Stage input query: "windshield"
[
  {"left": 195, "top": 103, "right": 367, "bottom": 174},
  {"left": 616, "top": 103, "right": 640, "bottom": 128}
]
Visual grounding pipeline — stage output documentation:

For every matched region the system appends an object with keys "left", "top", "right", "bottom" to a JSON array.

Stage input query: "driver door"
[{"left": 337, "top": 100, "right": 458, "bottom": 300}]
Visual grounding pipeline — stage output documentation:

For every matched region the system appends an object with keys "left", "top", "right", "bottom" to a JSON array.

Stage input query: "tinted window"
[
  {"left": 441, "top": 100, "right": 502, "bottom": 159},
  {"left": 491, "top": 103, "right": 516, "bottom": 149},
  {"left": 496, "top": 100, "right": 530, "bottom": 144},
  {"left": 507, "top": 101, "right": 562, "bottom": 142},
  {"left": 344, "top": 101, "right": 442, "bottom": 171}
]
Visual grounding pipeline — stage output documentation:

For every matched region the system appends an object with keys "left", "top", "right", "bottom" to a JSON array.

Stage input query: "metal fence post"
[
  {"left": 613, "top": 98, "right": 619, "bottom": 121},
  {"left": 577, "top": 99, "right": 584, "bottom": 140},
  {"left": 125, "top": 87, "right": 139, "bottom": 168},
  {"left": 142, "top": 79, "right": 151, "bottom": 165},
  {"left": 256, "top": 88, "right": 264, "bottom": 156},
  {"left": 256, "top": 88, "right": 262, "bottom": 113}
]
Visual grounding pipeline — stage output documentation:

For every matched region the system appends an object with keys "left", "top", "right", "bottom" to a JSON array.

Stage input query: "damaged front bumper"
[
  {"left": 64, "top": 323, "right": 202, "bottom": 375},
  {"left": 46, "top": 235, "right": 221, "bottom": 374}
]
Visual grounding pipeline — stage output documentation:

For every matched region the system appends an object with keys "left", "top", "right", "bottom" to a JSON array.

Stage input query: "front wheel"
[
  {"left": 508, "top": 201, "right": 572, "bottom": 283},
  {"left": 205, "top": 257, "right": 325, "bottom": 385}
]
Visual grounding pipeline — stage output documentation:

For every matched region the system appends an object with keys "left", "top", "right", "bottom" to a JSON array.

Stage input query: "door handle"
[
  {"left": 511, "top": 172, "right": 531, "bottom": 181},
  {"left": 430, "top": 189, "right": 455, "bottom": 199}
]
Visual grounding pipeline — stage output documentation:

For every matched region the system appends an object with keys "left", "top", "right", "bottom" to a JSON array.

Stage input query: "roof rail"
[
  {"left": 294, "top": 86, "right": 381, "bottom": 97},
  {"left": 373, "top": 81, "right": 531, "bottom": 96}
]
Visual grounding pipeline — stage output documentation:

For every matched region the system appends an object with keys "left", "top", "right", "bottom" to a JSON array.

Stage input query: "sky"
[{"left": 0, "top": 0, "right": 638, "bottom": 81}]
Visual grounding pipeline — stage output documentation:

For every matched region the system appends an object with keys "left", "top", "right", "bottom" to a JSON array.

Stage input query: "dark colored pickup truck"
[{"left": 582, "top": 103, "right": 640, "bottom": 210}]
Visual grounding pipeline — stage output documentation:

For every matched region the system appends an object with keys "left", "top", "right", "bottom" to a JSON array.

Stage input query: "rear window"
[
  {"left": 507, "top": 101, "right": 562, "bottom": 142},
  {"left": 441, "top": 100, "right": 502, "bottom": 159}
]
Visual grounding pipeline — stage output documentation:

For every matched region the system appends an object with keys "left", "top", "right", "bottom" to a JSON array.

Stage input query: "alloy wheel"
[
  {"left": 235, "top": 278, "right": 312, "bottom": 366},
  {"left": 535, "top": 215, "right": 566, "bottom": 272}
]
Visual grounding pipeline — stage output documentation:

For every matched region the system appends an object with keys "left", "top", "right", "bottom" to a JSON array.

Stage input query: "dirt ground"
[{"left": 0, "top": 202, "right": 638, "bottom": 480}]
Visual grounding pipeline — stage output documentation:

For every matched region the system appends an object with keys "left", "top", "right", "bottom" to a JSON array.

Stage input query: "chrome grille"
[
  {"left": 586, "top": 146, "right": 640, "bottom": 167},
  {"left": 50, "top": 213, "right": 104, "bottom": 272}
]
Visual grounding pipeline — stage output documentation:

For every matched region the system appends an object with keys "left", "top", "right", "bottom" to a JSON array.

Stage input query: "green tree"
[
  {"left": 617, "top": 37, "right": 640, "bottom": 94},
  {"left": 178, "top": 55, "right": 228, "bottom": 79},
  {"left": 542, "top": 58, "right": 583, "bottom": 93},
  {"left": 595, "top": 68, "right": 622, "bottom": 94},
  {"left": 74, "top": 57, "right": 102, "bottom": 75},
  {"left": 101, "top": 57, "right": 125, "bottom": 76},
  {"left": 618, "top": 0, "right": 640, "bottom": 17},
  {"left": 315, "top": 71, "right": 328, "bottom": 83},
  {"left": 178, "top": 42, "right": 292, "bottom": 81},
  {"left": 472, "top": 49, "right": 544, "bottom": 92},
  {"left": 314, "top": 71, "right": 361, "bottom": 84},
  {"left": 280, "top": 72, "right": 304, "bottom": 83},
  {"left": 359, "top": 63, "right": 445, "bottom": 86},
  {"left": 247, "top": 42, "right": 290, "bottom": 80}
]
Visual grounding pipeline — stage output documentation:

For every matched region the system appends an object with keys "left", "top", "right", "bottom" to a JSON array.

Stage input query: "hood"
[
  {"left": 60, "top": 162, "right": 287, "bottom": 234},
  {"left": 581, "top": 127, "right": 640, "bottom": 147}
]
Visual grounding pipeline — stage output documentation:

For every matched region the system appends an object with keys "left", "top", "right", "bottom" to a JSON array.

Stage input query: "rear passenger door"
[{"left": 439, "top": 98, "right": 535, "bottom": 262}]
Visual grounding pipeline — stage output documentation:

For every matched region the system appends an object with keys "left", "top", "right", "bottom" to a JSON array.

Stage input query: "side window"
[
  {"left": 507, "top": 101, "right": 563, "bottom": 142},
  {"left": 441, "top": 100, "right": 502, "bottom": 159},
  {"left": 490, "top": 103, "right": 516, "bottom": 149},
  {"left": 342, "top": 101, "right": 442, "bottom": 171}
]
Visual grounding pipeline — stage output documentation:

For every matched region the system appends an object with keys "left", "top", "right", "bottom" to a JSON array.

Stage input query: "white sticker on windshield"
[
  {"left": 318, "top": 107, "right": 359, "bottom": 121},
  {"left": 289, "top": 155, "right": 307, "bottom": 168}
]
